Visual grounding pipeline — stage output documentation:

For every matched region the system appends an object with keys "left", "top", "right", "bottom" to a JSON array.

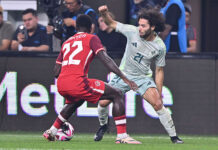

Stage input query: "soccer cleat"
[
  {"left": 94, "top": 124, "right": 108, "bottom": 141},
  {"left": 43, "top": 130, "right": 55, "bottom": 141},
  {"left": 115, "top": 136, "right": 142, "bottom": 144},
  {"left": 171, "top": 136, "right": 184, "bottom": 144}
]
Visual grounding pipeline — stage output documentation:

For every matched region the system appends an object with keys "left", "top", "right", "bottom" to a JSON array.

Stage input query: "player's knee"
[
  {"left": 99, "top": 100, "right": 111, "bottom": 107},
  {"left": 153, "top": 100, "right": 163, "bottom": 111}
]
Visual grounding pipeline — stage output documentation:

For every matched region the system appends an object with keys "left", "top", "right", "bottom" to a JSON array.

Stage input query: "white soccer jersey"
[{"left": 116, "top": 22, "right": 166, "bottom": 77}]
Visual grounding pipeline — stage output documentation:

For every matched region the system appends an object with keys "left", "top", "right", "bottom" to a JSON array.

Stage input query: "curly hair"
[{"left": 137, "top": 9, "right": 165, "bottom": 32}]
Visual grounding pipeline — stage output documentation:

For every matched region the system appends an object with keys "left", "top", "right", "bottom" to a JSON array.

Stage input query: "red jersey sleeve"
[
  {"left": 89, "top": 35, "right": 105, "bottom": 55},
  {"left": 56, "top": 51, "right": 63, "bottom": 64}
]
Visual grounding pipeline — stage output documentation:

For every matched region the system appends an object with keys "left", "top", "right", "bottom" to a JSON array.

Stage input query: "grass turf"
[{"left": 0, "top": 132, "right": 218, "bottom": 150}]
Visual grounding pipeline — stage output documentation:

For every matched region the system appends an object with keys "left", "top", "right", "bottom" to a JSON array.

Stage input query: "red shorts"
[{"left": 58, "top": 78, "right": 105, "bottom": 104}]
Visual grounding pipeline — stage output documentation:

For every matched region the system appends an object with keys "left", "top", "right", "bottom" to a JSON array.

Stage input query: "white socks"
[
  {"left": 49, "top": 126, "right": 58, "bottom": 135},
  {"left": 156, "top": 106, "right": 176, "bottom": 137},
  {"left": 117, "top": 133, "right": 128, "bottom": 139},
  {"left": 97, "top": 104, "right": 176, "bottom": 137},
  {"left": 98, "top": 104, "right": 109, "bottom": 126}
]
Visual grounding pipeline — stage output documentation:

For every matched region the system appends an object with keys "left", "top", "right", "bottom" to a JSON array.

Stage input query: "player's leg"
[
  {"left": 94, "top": 104, "right": 109, "bottom": 141},
  {"left": 95, "top": 75, "right": 129, "bottom": 141},
  {"left": 143, "top": 87, "right": 183, "bottom": 144},
  {"left": 43, "top": 100, "right": 84, "bottom": 141},
  {"left": 98, "top": 103, "right": 109, "bottom": 126},
  {"left": 98, "top": 83, "right": 141, "bottom": 144}
]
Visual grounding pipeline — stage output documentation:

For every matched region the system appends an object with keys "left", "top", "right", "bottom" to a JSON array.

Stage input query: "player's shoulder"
[
  {"left": 82, "top": 33, "right": 99, "bottom": 42},
  {"left": 87, "top": 34, "right": 100, "bottom": 41},
  {"left": 117, "top": 22, "right": 137, "bottom": 32},
  {"left": 155, "top": 36, "right": 166, "bottom": 51},
  {"left": 86, "top": 33, "right": 95, "bottom": 38}
]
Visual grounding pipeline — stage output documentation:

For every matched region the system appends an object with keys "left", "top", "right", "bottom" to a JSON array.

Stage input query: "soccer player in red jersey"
[{"left": 43, "top": 14, "right": 141, "bottom": 144}]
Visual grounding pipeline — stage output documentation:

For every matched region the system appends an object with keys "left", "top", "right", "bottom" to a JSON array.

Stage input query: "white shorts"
[{"left": 109, "top": 74, "right": 156, "bottom": 96}]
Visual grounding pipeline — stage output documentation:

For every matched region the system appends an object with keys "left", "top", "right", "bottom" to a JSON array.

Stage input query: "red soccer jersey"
[{"left": 56, "top": 32, "right": 104, "bottom": 92}]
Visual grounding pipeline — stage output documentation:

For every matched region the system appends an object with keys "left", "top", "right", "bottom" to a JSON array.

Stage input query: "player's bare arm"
[
  {"left": 54, "top": 64, "right": 61, "bottom": 78},
  {"left": 98, "top": 5, "right": 117, "bottom": 29},
  {"left": 97, "top": 50, "right": 138, "bottom": 91},
  {"left": 54, "top": 50, "right": 63, "bottom": 78},
  {"left": 155, "top": 66, "right": 164, "bottom": 96}
]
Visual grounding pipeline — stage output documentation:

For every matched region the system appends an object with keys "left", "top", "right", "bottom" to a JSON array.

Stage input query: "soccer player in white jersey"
[{"left": 94, "top": 5, "right": 184, "bottom": 144}]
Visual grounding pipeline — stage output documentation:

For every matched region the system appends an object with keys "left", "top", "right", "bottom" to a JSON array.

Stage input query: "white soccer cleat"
[
  {"left": 43, "top": 130, "right": 55, "bottom": 141},
  {"left": 115, "top": 135, "right": 142, "bottom": 144}
]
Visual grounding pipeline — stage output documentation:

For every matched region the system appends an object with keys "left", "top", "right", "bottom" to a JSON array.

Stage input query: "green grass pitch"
[{"left": 0, "top": 132, "right": 218, "bottom": 150}]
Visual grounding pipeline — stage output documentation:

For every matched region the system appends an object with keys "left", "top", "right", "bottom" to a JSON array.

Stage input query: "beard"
[
  {"left": 27, "top": 26, "right": 37, "bottom": 32},
  {"left": 140, "top": 28, "right": 152, "bottom": 39}
]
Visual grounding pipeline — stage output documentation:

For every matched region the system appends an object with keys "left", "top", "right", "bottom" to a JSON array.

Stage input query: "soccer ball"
[{"left": 55, "top": 122, "right": 74, "bottom": 141}]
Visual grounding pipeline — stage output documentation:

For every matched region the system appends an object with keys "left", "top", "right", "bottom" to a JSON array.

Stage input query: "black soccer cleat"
[
  {"left": 170, "top": 136, "right": 184, "bottom": 144},
  {"left": 94, "top": 124, "right": 108, "bottom": 141}
]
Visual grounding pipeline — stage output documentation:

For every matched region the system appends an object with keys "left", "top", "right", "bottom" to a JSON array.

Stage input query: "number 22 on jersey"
[{"left": 62, "top": 41, "right": 83, "bottom": 66}]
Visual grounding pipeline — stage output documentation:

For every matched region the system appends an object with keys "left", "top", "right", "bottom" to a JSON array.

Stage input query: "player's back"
[
  {"left": 57, "top": 32, "right": 104, "bottom": 92},
  {"left": 58, "top": 32, "right": 95, "bottom": 92}
]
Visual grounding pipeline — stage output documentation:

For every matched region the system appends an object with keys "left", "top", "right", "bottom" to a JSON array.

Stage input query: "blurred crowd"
[{"left": 0, "top": 0, "right": 196, "bottom": 53}]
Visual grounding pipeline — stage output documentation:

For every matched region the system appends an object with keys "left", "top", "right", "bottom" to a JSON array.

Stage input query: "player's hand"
[
  {"left": 17, "top": 33, "right": 25, "bottom": 43},
  {"left": 64, "top": 18, "right": 75, "bottom": 27},
  {"left": 98, "top": 5, "right": 108, "bottom": 14},
  {"left": 122, "top": 78, "right": 138, "bottom": 91}
]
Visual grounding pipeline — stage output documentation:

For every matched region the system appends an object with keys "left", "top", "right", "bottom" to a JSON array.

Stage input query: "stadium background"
[{"left": 0, "top": 0, "right": 218, "bottom": 136}]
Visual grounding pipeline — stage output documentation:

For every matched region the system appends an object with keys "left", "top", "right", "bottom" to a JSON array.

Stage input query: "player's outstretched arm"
[
  {"left": 97, "top": 50, "right": 138, "bottom": 91},
  {"left": 98, "top": 5, "right": 117, "bottom": 29}
]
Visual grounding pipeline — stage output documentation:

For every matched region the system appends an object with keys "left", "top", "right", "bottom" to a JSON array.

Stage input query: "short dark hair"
[
  {"left": 76, "top": 14, "right": 92, "bottom": 33},
  {"left": 22, "top": 8, "right": 37, "bottom": 17},
  {"left": 138, "top": 9, "right": 165, "bottom": 32}
]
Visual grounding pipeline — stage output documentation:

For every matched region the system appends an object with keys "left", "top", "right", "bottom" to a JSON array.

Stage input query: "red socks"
[
  {"left": 114, "top": 115, "right": 127, "bottom": 134},
  {"left": 53, "top": 114, "right": 66, "bottom": 129}
]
